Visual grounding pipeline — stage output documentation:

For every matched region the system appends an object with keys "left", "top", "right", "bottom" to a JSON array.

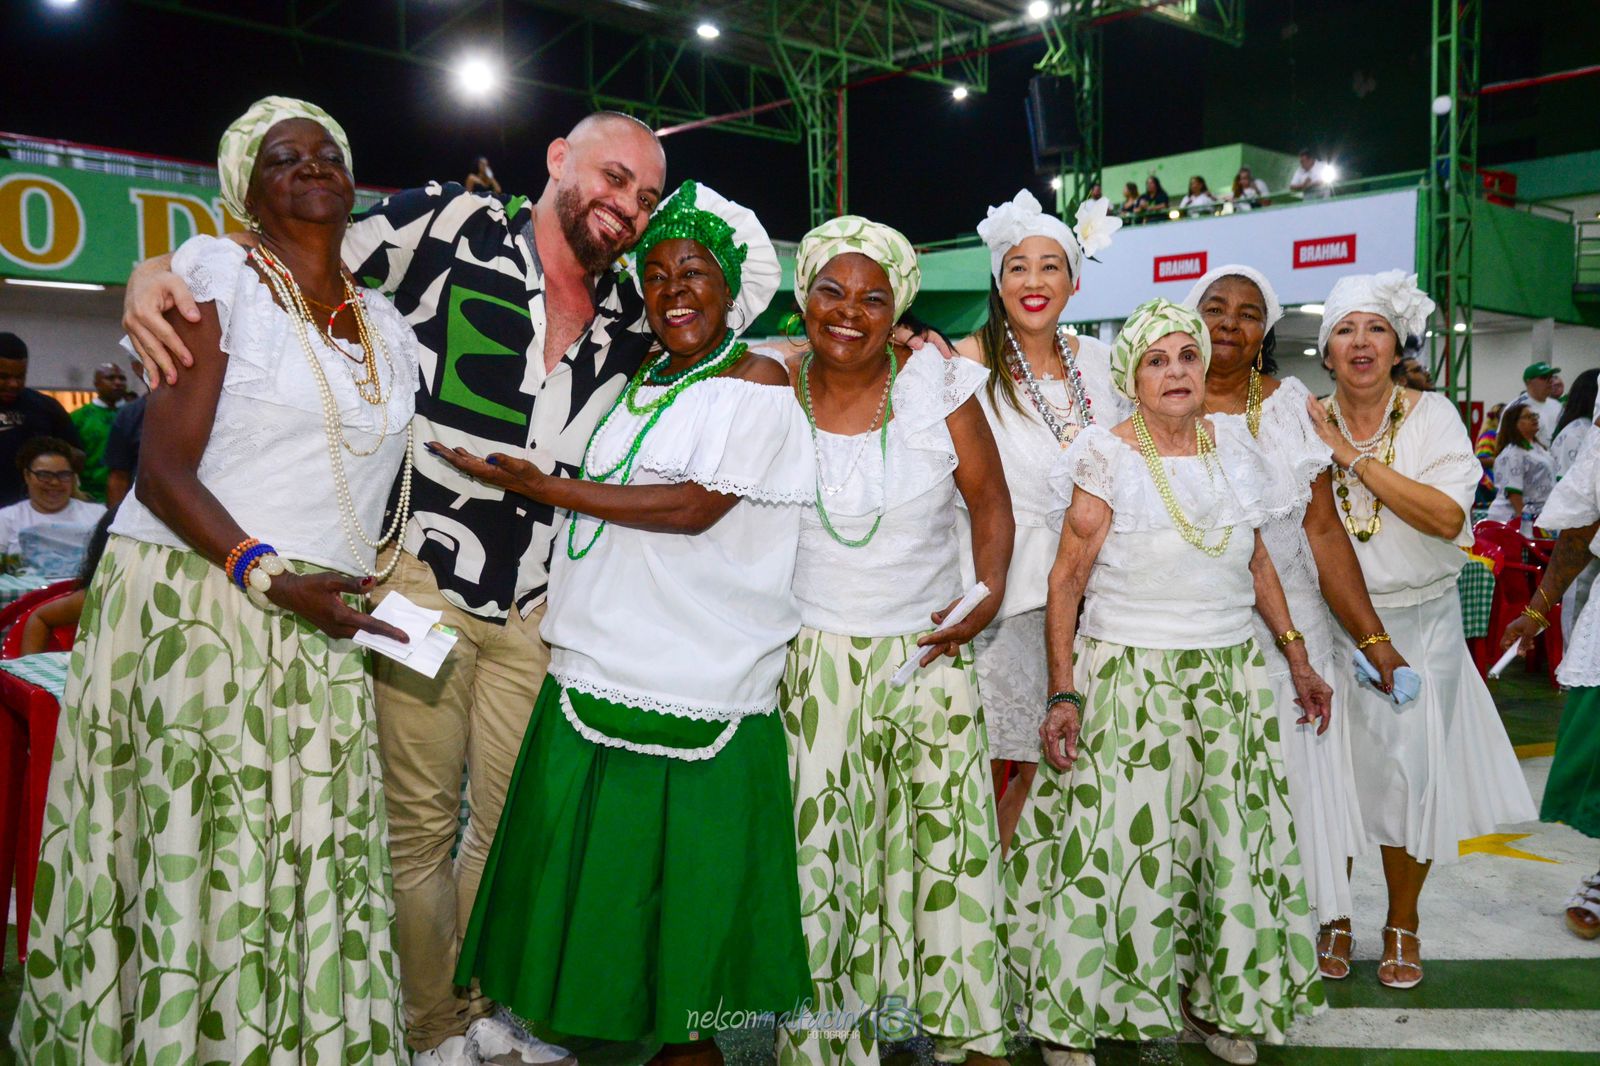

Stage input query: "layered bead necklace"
[
  {"left": 567, "top": 330, "right": 746, "bottom": 559},
  {"left": 249, "top": 245, "right": 412, "bottom": 579},
  {"left": 1003, "top": 323, "right": 1092, "bottom": 446},
  {"left": 1328, "top": 385, "right": 1407, "bottom": 542},
  {"left": 1132, "top": 406, "right": 1233, "bottom": 557},
  {"left": 800, "top": 349, "right": 897, "bottom": 548}
]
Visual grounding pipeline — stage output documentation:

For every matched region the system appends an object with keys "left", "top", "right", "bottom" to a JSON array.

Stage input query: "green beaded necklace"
[
  {"left": 567, "top": 330, "right": 746, "bottom": 558},
  {"left": 799, "top": 348, "right": 898, "bottom": 548}
]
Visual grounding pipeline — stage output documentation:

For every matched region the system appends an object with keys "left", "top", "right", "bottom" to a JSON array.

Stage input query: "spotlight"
[
  {"left": 454, "top": 56, "right": 501, "bottom": 101},
  {"left": 1317, "top": 162, "right": 1339, "bottom": 184},
  {"left": 1432, "top": 94, "right": 1453, "bottom": 116},
  {"left": 952, "top": 85, "right": 969, "bottom": 101},
  {"left": 1302, "top": 348, "right": 1317, "bottom": 356},
  {"left": 1454, "top": 322, "right": 1467, "bottom": 333},
  {"left": 1027, "top": 1, "right": 1051, "bottom": 19},
  {"left": 1299, "top": 303, "right": 1325, "bottom": 315},
  {"left": 1168, "top": 209, "right": 1181, "bottom": 220},
  {"left": 44, "top": 0, "right": 80, "bottom": 7},
  {"left": 1426, "top": 330, "right": 1434, "bottom": 337},
  {"left": 1050, "top": 176, "right": 1062, "bottom": 191},
  {"left": 696, "top": 22, "right": 720, "bottom": 39}
]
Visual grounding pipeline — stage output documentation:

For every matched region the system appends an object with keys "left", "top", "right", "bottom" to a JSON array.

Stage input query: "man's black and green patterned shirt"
[{"left": 344, "top": 182, "right": 651, "bottom": 622}]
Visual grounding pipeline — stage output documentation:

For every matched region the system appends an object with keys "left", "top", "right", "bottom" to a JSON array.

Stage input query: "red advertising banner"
[
  {"left": 1152, "top": 251, "right": 1208, "bottom": 283},
  {"left": 1292, "top": 233, "right": 1358, "bottom": 269}
]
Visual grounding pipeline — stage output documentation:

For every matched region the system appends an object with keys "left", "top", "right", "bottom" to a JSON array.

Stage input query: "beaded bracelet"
[
  {"left": 1047, "top": 690, "right": 1084, "bottom": 710},
  {"left": 1357, "top": 631, "right": 1392, "bottom": 650},
  {"left": 231, "top": 543, "right": 276, "bottom": 589},
  {"left": 224, "top": 538, "right": 260, "bottom": 582}
]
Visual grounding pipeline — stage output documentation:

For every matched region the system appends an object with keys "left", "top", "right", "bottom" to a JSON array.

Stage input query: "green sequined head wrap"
[
  {"left": 633, "top": 180, "right": 748, "bottom": 297},
  {"left": 1110, "top": 298, "right": 1212, "bottom": 400}
]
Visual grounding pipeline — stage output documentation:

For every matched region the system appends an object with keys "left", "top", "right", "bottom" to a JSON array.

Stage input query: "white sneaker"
[
  {"left": 412, "top": 1035, "right": 476, "bottom": 1066},
  {"left": 467, "top": 1010, "right": 573, "bottom": 1065}
]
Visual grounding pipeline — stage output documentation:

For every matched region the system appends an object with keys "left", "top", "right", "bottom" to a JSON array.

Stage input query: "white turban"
[
  {"left": 1317, "top": 270, "right": 1436, "bottom": 354},
  {"left": 975, "top": 189, "right": 1122, "bottom": 286},
  {"left": 1181, "top": 263, "right": 1284, "bottom": 331}
]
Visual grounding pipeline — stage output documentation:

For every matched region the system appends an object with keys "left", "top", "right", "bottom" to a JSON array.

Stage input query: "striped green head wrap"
[
  {"left": 217, "top": 96, "right": 352, "bottom": 226},
  {"left": 633, "top": 181, "right": 748, "bottom": 297},
  {"left": 795, "top": 215, "right": 921, "bottom": 318},
  {"left": 1110, "top": 298, "right": 1212, "bottom": 400}
]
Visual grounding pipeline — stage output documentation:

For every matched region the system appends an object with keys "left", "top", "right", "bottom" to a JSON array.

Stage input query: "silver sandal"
[
  {"left": 1318, "top": 926, "right": 1354, "bottom": 980},
  {"left": 1379, "top": 925, "right": 1424, "bottom": 989}
]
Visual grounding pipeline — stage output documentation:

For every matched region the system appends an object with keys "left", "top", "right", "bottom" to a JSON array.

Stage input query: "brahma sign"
[{"left": 1293, "top": 234, "right": 1357, "bottom": 269}]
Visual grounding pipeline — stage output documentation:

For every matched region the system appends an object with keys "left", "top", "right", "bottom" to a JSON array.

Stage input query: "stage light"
[
  {"left": 952, "top": 85, "right": 969, "bottom": 101},
  {"left": 44, "top": 0, "right": 80, "bottom": 8},
  {"left": 1027, "top": 1, "right": 1051, "bottom": 19},
  {"left": 1317, "top": 162, "right": 1339, "bottom": 184},
  {"left": 1050, "top": 176, "right": 1062, "bottom": 190},
  {"left": 1298, "top": 303, "right": 1325, "bottom": 315},
  {"left": 1426, "top": 330, "right": 1434, "bottom": 337},
  {"left": 1432, "top": 95, "right": 1453, "bottom": 116},
  {"left": 1454, "top": 322, "right": 1467, "bottom": 333},
  {"left": 696, "top": 22, "right": 720, "bottom": 39},
  {"left": 1303, "top": 348, "right": 1317, "bottom": 356},
  {"left": 454, "top": 56, "right": 500, "bottom": 101},
  {"left": 4, "top": 278, "right": 105, "bottom": 291},
  {"left": 1167, "top": 209, "right": 1180, "bottom": 220}
]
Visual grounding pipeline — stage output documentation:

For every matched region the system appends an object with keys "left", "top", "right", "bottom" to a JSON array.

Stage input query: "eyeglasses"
[{"left": 26, "top": 468, "right": 75, "bottom": 484}]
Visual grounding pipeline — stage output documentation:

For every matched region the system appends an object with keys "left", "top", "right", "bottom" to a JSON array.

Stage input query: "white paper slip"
[
  {"left": 891, "top": 582, "right": 990, "bottom": 689},
  {"left": 354, "top": 591, "right": 459, "bottom": 679},
  {"left": 1487, "top": 641, "right": 1522, "bottom": 680}
]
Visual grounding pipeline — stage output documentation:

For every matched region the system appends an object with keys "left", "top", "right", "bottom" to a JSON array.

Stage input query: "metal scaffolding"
[{"left": 1426, "top": 0, "right": 1480, "bottom": 405}]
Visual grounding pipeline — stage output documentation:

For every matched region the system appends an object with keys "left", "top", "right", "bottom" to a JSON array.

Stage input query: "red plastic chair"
[
  {"left": 0, "top": 588, "right": 78, "bottom": 659},
  {"left": 0, "top": 670, "right": 62, "bottom": 961},
  {"left": 1474, "top": 521, "right": 1563, "bottom": 684},
  {"left": 0, "top": 580, "right": 78, "bottom": 642}
]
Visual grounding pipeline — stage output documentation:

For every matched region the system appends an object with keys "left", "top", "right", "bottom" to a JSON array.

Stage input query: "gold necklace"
[
  {"left": 252, "top": 245, "right": 391, "bottom": 408},
  {"left": 1132, "top": 406, "right": 1233, "bottom": 557},
  {"left": 1329, "top": 388, "right": 1407, "bottom": 542}
]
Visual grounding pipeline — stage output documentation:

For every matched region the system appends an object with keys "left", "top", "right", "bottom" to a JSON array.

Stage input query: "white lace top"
[
  {"left": 958, "top": 335, "right": 1126, "bottom": 619},
  {"left": 1486, "top": 443, "right": 1556, "bottom": 523},
  {"left": 791, "top": 348, "right": 989, "bottom": 636},
  {"left": 1223, "top": 378, "right": 1338, "bottom": 675},
  {"left": 1536, "top": 432, "right": 1600, "bottom": 687},
  {"left": 544, "top": 373, "right": 813, "bottom": 720},
  {"left": 1552, "top": 419, "right": 1595, "bottom": 480},
  {"left": 1339, "top": 391, "right": 1479, "bottom": 607},
  {"left": 112, "top": 236, "right": 418, "bottom": 575},
  {"left": 1050, "top": 420, "right": 1291, "bottom": 649}
]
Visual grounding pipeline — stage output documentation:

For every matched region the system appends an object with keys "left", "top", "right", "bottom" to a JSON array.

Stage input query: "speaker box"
[{"left": 1026, "top": 74, "right": 1081, "bottom": 156}]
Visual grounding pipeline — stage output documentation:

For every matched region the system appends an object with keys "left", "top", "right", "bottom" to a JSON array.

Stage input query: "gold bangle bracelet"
[
  {"left": 1276, "top": 629, "right": 1305, "bottom": 649},
  {"left": 1357, "top": 631, "right": 1392, "bottom": 650},
  {"left": 1522, "top": 606, "right": 1550, "bottom": 630}
]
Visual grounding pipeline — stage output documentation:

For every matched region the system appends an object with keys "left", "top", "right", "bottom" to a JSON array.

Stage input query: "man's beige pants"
[{"left": 371, "top": 550, "right": 549, "bottom": 1052}]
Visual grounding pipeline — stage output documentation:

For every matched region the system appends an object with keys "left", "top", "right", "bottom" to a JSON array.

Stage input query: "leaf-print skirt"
[
  {"left": 14, "top": 536, "right": 404, "bottom": 1065},
  {"left": 777, "top": 627, "right": 1007, "bottom": 1065},
  {"left": 1003, "top": 637, "right": 1324, "bottom": 1051},
  {"left": 456, "top": 678, "right": 812, "bottom": 1046}
]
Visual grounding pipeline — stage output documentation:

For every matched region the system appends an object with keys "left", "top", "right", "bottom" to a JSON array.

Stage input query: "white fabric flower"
[
  {"left": 976, "top": 188, "right": 1084, "bottom": 283},
  {"left": 1073, "top": 197, "right": 1122, "bottom": 261},
  {"left": 1317, "top": 270, "right": 1437, "bottom": 354}
]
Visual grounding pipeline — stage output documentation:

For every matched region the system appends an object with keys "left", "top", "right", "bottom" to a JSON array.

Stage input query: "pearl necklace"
[
  {"left": 251, "top": 248, "right": 412, "bottom": 578},
  {"left": 1132, "top": 407, "right": 1232, "bottom": 557},
  {"left": 1328, "top": 387, "right": 1407, "bottom": 542},
  {"left": 1004, "top": 323, "right": 1092, "bottom": 446},
  {"left": 800, "top": 349, "right": 897, "bottom": 548},
  {"left": 252, "top": 245, "right": 391, "bottom": 408},
  {"left": 809, "top": 354, "right": 894, "bottom": 497}
]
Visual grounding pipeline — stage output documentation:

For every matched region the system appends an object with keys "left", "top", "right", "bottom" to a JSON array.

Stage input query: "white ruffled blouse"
[
  {"left": 1049, "top": 419, "right": 1292, "bottom": 650},
  {"left": 958, "top": 335, "right": 1127, "bottom": 619},
  {"left": 793, "top": 348, "right": 989, "bottom": 636},
  {"left": 111, "top": 235, "right": 418, "bottom": 576},
  {"left": 543, "top": 372, "right": 813, "bottom": 722},
  {"left": 1536, "top": 431, "right": 1600, "bottom": 687}
]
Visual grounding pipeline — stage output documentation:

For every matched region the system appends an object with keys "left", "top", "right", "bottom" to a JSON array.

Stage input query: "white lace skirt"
[
  {"left": 972, "top": 608, "right": 1048, "bottom": 762},
  {"left": 1345, "top": 590, "right": 1537, "bottom": 864}
]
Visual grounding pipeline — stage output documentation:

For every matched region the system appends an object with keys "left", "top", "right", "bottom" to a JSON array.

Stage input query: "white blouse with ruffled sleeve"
[
  {"left": 1049, "top": 419, "right": 1291, "bottom": 650},
  {"left": 1537, "top": 432, "right": 1600, "bottom": 687},
  {"left": 110, "top": 235, "right": 418, "bottom": 576},
  {"left": 1340, "top": 391, "right": 1480, "bottom": 606},
  {"left": 544, "top": 372, "right": 813, "bottom": 720},
  {"left": 958, "top": 335, "right": 1128, "bottom": 619},
  {"left": 793, "top": 348, "right": 989, "bottom": 637}
]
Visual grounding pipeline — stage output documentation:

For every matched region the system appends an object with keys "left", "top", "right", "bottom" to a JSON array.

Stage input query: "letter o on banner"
[{"left": 0, "top": 173, "right": 86, "bottom": 270}]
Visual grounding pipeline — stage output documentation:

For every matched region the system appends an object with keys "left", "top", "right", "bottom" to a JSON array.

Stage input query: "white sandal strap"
[{"left": 1568, "top": 875, "right": 1600, "bottom": 918}]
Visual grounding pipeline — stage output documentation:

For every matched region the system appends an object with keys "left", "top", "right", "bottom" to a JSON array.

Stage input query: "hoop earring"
[
  {"left": 781, "top": 312, "right": 807, "bottom": 341},
  {"left": 727, "top": 303, "right": 746, "bottom": 332}
]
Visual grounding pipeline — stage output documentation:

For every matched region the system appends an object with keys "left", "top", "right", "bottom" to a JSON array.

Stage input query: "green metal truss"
[{"left": 1426, "top": 0, "right": 1480, "bottom": 405}]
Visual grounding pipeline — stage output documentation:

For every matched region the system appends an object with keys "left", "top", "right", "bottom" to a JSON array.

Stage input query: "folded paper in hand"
[
  {"left": 891, "top": 582, "right": 989, "bottom": 689},
  {"left": 353, "top": 591, "right": 458, "bottom": 678}
]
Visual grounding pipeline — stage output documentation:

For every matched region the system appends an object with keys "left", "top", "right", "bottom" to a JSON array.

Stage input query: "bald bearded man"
[{"left": 123, "top": 111, "right": 667, "bottom": 1064}]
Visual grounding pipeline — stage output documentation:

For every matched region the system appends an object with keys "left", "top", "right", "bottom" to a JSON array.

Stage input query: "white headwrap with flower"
[
  {"left": 1180, "top": 263, "right": 1284, "bottom": 331},
  {"left": 975, "top": 189, "right": 1121, "bottom": 285},
  {"left": 1317, "top": 270, "right": 1436, "bottom": 354}
]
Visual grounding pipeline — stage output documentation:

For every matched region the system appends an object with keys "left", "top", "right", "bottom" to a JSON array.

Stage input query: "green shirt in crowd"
[{"left": 69, "top": 399, "right": 119, "bottom": 503}]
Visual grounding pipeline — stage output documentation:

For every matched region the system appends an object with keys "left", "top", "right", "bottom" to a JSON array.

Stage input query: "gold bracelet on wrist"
[
  {"left": 1276, "top": 629, "right": 1305, "bottom": 649},
  {"left": 1522, "top": 606, "right": 1550, "bottom": 632},
  {"left": 1535, "top": 586, "right": 1556, "bottom": 613},
  {"left": 1357, "top": 631, "right": 1392, "bottom": 650}
]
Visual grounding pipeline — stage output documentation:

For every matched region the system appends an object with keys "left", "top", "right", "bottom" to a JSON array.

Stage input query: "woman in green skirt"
[
  {"left": 14, "top": 98, "right": 417, "bottom": 1064},
  {"left": 766, "top": 216, "right": 1015, "bottom": 1065},
  {"left": 1006, "top": 300, "right": 1330, "bottom": 1066},
  {"left": 1503, "top": 428, "right": 1600, "bottom": 940},
  {"left": 435, "top": 182, "right": 811, "bottom": 1064}
]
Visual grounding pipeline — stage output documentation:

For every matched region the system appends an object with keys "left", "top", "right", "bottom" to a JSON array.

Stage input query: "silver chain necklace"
[{"left": 1004, "top": 323, "right": 1093, "bottom": 445}]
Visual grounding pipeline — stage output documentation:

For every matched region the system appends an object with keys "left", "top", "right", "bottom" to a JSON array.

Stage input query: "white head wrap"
[
  {"left": 794, "top": 216, "right": 921, "bottom": 319},
  {"left": 1317, "top": 270, "right": 1436, "bottom": 354},
  {"left": 628, "top": 180, "right": 780, "bottom": 337},
  {"left": 217, "top": 96, "right": 352, "bottom": 225},
  {"left": 975, "top": 189, "right": 1122, "bottom": 285},
  {"left": 1180, "top": 263, "right": 1284, "bottom": 331},
  {"left": 1110, "top": 299, "right": 1212, "bottom": 400}
]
